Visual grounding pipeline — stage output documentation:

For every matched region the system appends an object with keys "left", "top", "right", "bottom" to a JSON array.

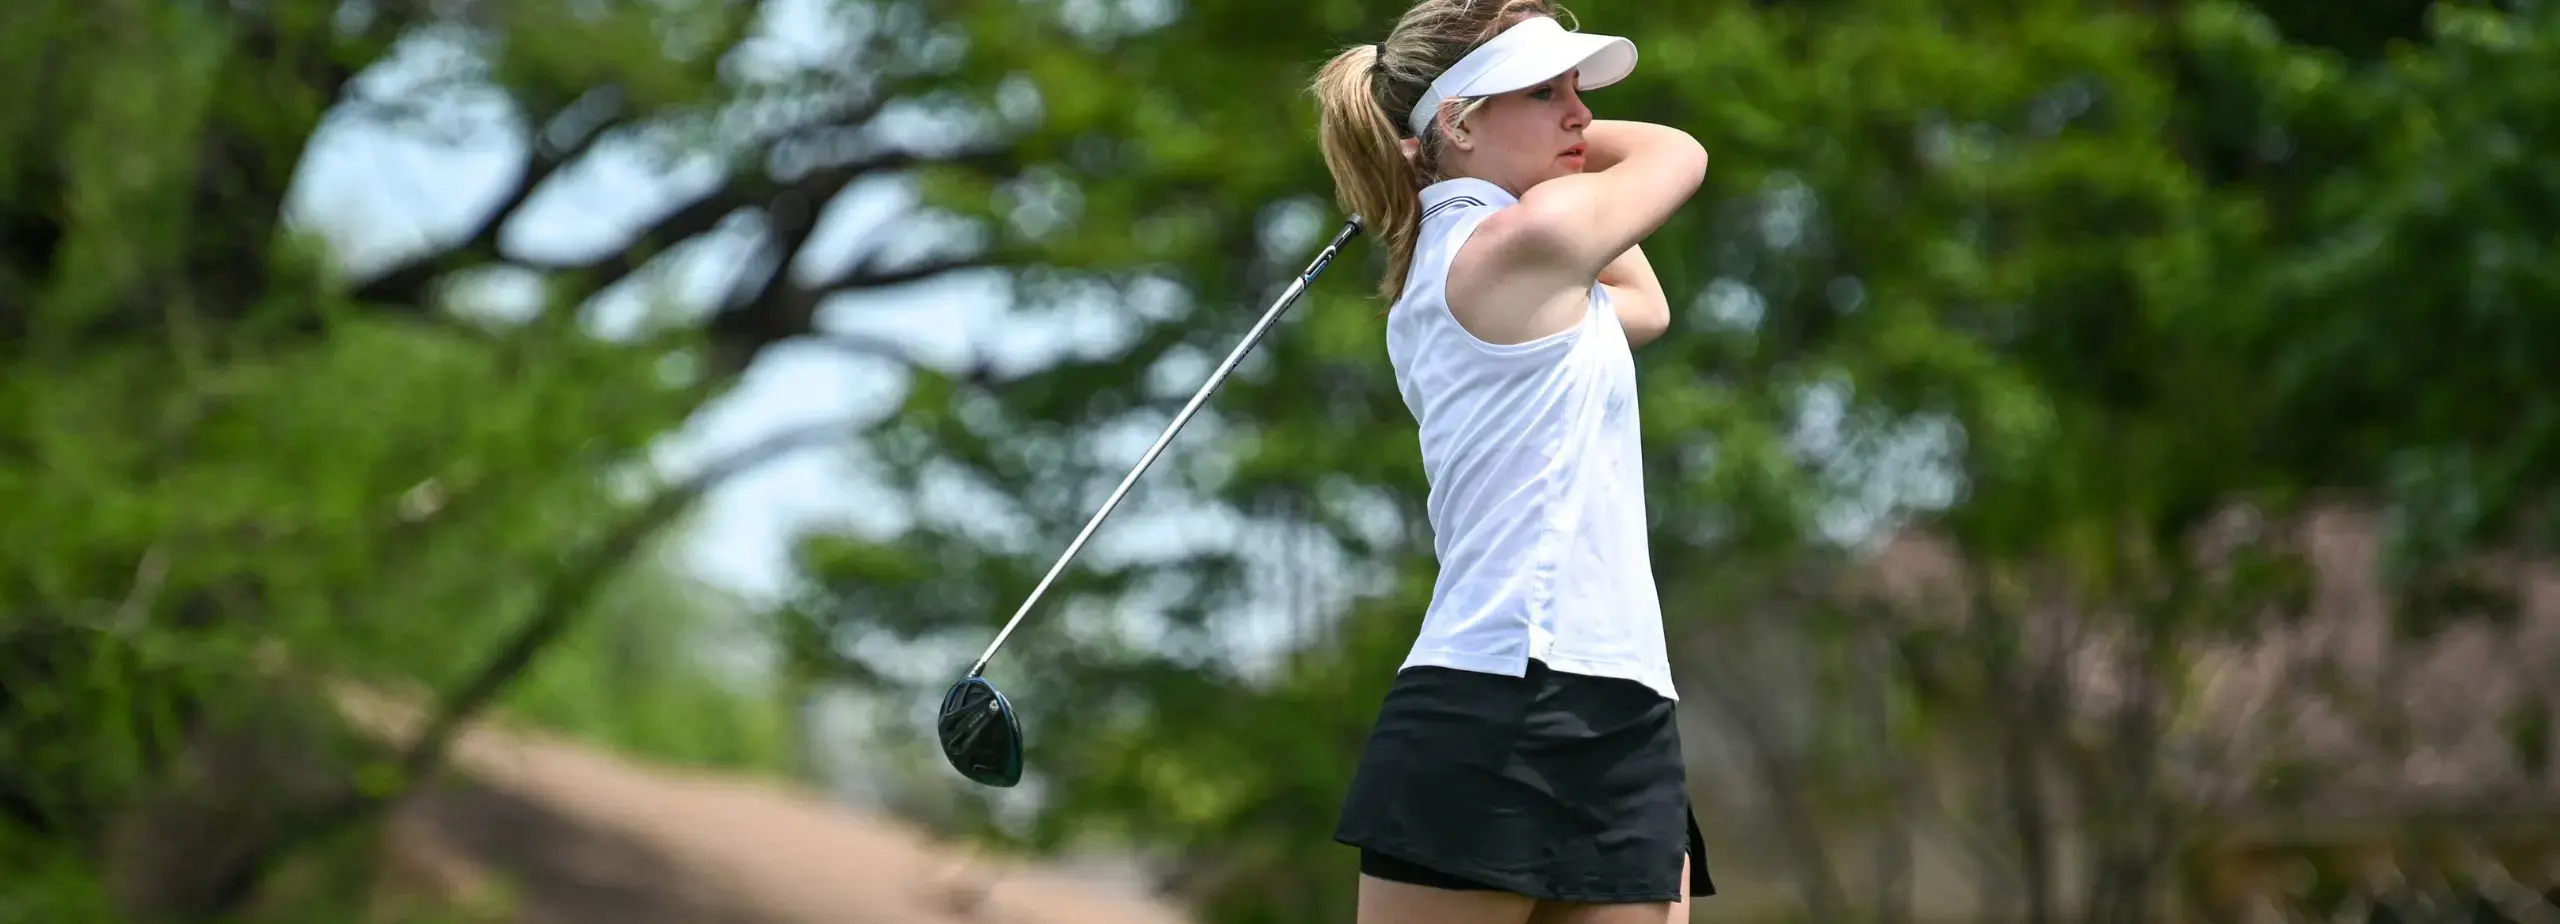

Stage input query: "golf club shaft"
[{"left": 967, "top": 215, "right": 1365, "bottom": 677}]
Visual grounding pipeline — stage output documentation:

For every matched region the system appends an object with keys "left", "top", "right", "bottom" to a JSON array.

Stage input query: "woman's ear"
[{"left": 1400, "top": 137, "right": 1421, "bottom": 165}]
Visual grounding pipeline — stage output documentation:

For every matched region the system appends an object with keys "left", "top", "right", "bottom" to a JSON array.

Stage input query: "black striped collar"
[{"left": 1419, "top": 177, "right": 1517, "bottom": 224}]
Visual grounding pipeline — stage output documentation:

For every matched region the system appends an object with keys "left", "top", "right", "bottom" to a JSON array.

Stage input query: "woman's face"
[{"left": 1441, "top": 71, "right": 1593, "bottom": 196}]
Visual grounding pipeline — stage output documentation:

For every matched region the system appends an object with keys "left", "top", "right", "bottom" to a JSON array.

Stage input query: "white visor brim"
[{"left": 1408, "top": 16, "right": 1639, "bottom": 138}]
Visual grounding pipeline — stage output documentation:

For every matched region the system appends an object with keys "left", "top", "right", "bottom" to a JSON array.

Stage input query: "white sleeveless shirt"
[{"left": 1384, "top": 177, "right": 1677, "bottom": 702}]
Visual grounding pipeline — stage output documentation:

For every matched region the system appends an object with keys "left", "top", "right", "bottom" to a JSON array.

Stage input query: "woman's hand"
[
  {"left": 1575, "top": 120, "right": 1662, "bottom": 173},
  {"left": 1444, "top": 119, "right": 1704, "bottom": 347},
  {"left": 1501, "top": 120, "right": 1706, "bottom": 282}
]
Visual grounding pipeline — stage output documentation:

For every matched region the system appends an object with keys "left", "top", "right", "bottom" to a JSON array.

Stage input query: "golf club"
[{"left": 938, "top": 213, "right": 1366, "bottom": 788}]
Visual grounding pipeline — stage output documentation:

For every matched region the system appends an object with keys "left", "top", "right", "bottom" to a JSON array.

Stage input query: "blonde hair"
[{"left": 1311, "top": 0, "right": 1569, "bottom": 300}]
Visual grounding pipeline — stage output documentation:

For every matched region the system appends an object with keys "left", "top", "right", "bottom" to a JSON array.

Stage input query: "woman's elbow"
[
  {"left": 1621, "top": 298, "right": 1672, "bottom": 347},
  {"left": 1646, "top": 126, "right": 1709, "bottom": 190}
]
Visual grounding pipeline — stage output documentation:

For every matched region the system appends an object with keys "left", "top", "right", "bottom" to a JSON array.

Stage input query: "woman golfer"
[{"left": 1309, "top": 1, "right": 1711, "bottom": 921}]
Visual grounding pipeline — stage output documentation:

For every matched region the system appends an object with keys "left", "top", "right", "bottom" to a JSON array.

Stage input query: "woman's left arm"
[{"left": 1598, "top": 243, "right": 1670, "bottom": 348}]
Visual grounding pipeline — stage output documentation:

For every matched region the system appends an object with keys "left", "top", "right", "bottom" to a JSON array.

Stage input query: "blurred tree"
[
  {"left": 6, "top": 0, "right": 2557, "bottom": 918},
  {"left": 0, "top": 0, "right": 1291, "bottom": 918},
  {"left": 786, "top": 0, "right": 2560, "bottom": 921}
]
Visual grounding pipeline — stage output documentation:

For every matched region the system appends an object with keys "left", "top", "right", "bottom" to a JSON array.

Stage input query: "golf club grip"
[{"left": 967, "top": 216, "right": 1365, "bottom": 677}]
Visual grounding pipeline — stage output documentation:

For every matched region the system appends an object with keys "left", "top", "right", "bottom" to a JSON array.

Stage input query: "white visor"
[{"left": 1408, "top": 15, "right": 1638, "bottom": 139}]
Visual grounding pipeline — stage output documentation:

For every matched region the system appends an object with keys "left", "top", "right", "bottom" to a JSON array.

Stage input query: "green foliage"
[
  {"left": 9, "top": 0, "right": 2560, "bottom": 919},
  {"left": 781, "top": 0, "right": 2560, "bottom": 920},
  {"left": 0, "top": 297, "right": 745, "bottom": 910},
  {"left": 500, "top": 550, "right": 795, "bottom": 775},
  {"left": 0, "top": 848, "right": 117, "bottom": 924}
]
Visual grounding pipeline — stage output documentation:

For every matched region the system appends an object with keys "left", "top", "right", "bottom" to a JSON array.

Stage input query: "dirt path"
[{"left": 339, "top": 688, "right": 1194, "bottom": 924}]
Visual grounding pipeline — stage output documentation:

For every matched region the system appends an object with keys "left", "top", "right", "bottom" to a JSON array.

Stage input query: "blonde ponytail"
[
  {"left": 1312, "top": 44, "right": 1427, "bottom": 301},
  {"left": 1309, "top": 0, "right": 1568, "bottom": 301}
]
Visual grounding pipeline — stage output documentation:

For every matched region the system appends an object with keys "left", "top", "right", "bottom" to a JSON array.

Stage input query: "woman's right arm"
[{"left": 1494, "top": 120, "right": 1707, "bottom": 283}]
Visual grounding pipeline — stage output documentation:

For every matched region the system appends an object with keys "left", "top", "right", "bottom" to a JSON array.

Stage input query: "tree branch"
[
  {"left": 830, "top": 250, "right": 996, "bottom": 295},
  {"left": 190, "top": 416, "right": 872, "bottom": 917},
  {"left": 341, "top": 60, "right": 1028, "bottom": 377},
  {"left": 348, "top": 86, "right": 630, "bottom": 310},
  {"left": 404, "top": 420, "right": 863, "bottom": 774},
  {"left": 517, "top": 140, "right": 1013, "bottom": 307},
  {"left": 813, "top": 331, "right": 928, "bottom": 363},
  {"left": 338, "top": 0, "right": 761, "bottom": 314},
  {"left": 692, "top": 143, "right": 1013, "bottom": 372}
]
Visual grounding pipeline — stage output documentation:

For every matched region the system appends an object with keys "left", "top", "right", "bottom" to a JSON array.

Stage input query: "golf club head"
[{"left": 937, "top": 675, "right": 1023, "bottom": 787}]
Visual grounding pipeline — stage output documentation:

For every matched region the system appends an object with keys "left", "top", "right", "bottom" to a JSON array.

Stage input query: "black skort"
[{"left": 1333, "top": 659, "right": 1715, "bottom": 904}]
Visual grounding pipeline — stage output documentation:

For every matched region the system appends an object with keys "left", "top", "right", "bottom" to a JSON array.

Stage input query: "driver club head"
[{"left": 936, "top": 675, "right": 1023, "bottom": 788}]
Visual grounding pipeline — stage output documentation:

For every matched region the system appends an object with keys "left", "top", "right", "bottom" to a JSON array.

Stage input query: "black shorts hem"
[{"left": 1349, "top": 839, "right": 1696, "bottom": 904}]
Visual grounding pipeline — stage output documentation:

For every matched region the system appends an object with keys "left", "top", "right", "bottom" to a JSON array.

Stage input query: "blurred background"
[{"left": 4, "top": 0, "right": 2557, "bottom": 921}]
